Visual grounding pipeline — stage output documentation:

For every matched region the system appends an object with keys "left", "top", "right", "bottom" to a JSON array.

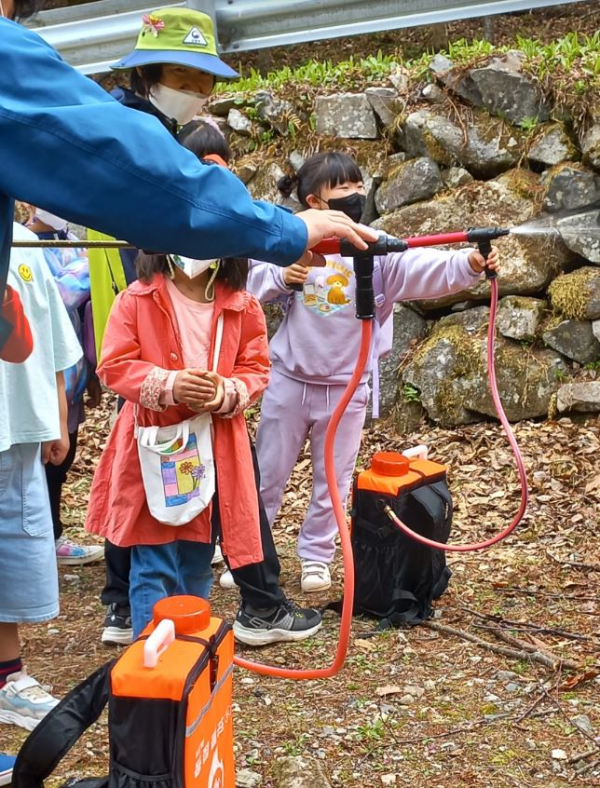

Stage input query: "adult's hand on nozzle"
[
  {"left": 469, "top": 246, "right": 500, "bottom": 274},
  {"left": 283, "top": 263, "right": 310, "bottom": 286},
  {"left": 296, "top": 209, "right": 378, "bottom": 267}
]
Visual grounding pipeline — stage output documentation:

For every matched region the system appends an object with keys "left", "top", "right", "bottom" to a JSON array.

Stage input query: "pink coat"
[{"left": 85, "top": 275, "right": 269, "bottom": 569}]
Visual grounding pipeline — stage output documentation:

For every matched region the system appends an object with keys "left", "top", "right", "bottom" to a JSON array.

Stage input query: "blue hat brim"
[{"left": 110, "top": 49, "right": 238, "bottom": 79}]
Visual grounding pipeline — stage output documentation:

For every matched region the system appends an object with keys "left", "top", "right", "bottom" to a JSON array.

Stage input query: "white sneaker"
[
  {"left": 211, "top": 543, "right": 224, "bottom": 566},
  {"left": 301, "top": 560, "right": 332, "bottom": 592},
  {"left": 0, "top": 671, "right": 59, "bottom": 731},
  {"left": 55, "top": 537, "right": 105, "bottom": 566},
  {"left": 219, "top": 569, "right": 236, "bottom": 590}
]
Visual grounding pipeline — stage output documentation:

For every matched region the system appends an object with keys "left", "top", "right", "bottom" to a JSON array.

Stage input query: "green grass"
[
  {"left": 217, "top": 50, "right": 397, "bottom": 94},
  {"left": 215, "top": 32, "right": 600, "bottom": 122}
]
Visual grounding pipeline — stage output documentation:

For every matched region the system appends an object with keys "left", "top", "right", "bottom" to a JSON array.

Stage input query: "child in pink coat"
[
  {"left": 247, "top": 152, "right": 499, "bottom": 593},
  {"left": 86, "top": 251, "right": 271, "bottom": 637}
]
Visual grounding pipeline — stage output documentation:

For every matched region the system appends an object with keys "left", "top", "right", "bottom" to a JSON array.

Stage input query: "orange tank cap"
[
  {"left": 153, "top": 595, "right": 211, "bottom": 635},
  {"left": 371, "top": 451, "right": 410, "bottom": 476}
]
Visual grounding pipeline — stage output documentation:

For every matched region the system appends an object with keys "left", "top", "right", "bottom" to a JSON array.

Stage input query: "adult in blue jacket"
[{"left": 0, "top": 0, "right": 375, "bottom": 350}]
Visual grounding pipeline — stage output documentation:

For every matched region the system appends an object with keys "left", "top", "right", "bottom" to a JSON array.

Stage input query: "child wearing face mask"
[
  {"left": 247, "top": 152, "right": 500, "bottom": 593},
  {"left": 85, "top": 249, "right": 271, "bottom": 638},
  {"left": 90, "top": 6, "right": 234, "bottom": 355},
  {"left": 86, "top": 126, "right": 323, "bottom": 644}
]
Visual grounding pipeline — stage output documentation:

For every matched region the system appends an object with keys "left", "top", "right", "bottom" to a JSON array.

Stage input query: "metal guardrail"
[{"left": 29, "top": 0, "right": 588, "bottom": 75}]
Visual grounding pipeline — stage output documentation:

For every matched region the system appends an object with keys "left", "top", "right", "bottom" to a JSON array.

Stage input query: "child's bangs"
[{"left": 323, "top": 154, "right": 363, "bottom": 189}]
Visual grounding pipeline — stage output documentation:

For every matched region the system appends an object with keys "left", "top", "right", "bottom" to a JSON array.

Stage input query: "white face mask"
[
  {"left": 149, "top": 83, "right": 209, "bottom": 125},
  {"left": 35, "top": 209, "right": 68, "bottom": 231},
  {"left": 169, "top": 254, "right": 217, "bottom": 280}
]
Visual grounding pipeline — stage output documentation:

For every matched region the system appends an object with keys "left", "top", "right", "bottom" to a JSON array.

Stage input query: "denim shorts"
[{"left": 0, "top": 443, "right": 59, "bottom": 623}]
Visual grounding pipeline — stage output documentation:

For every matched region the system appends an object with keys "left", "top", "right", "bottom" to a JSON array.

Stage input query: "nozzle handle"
[
  {"left": 477, "top": 238, "right": 497, "bottom": 280},
  {"left": 354, "top": 255, "right": 376, "bottom": 320},
  {"left": 311, "top": 236, "right": 409, "bottom": 257}
]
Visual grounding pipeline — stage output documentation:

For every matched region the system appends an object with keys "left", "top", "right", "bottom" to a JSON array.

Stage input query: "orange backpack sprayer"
[
  {"left": 110, "top": 596, "right": 235, "bottom": 788},
  {"left": 14, "top": 595, "right": 237, "bottom": 788}
]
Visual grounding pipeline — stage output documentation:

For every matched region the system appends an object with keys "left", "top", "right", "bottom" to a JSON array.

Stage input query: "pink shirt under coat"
[{"left": 163, "top": 279, "right": 236, "bottom": 412}]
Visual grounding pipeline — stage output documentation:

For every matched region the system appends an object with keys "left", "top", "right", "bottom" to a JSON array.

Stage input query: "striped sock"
[{"left": 0, "top": 658, "right": 22, "bottom": 689}]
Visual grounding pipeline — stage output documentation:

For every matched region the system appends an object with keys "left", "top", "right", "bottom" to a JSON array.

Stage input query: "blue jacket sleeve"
[{"left": 0, "top": 21, "right": 307, "bottom": 266}]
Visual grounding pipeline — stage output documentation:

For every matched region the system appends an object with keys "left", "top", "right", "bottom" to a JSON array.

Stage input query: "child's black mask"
[{"left": 326, "top": 193, "right": 366, "bottom": 224}]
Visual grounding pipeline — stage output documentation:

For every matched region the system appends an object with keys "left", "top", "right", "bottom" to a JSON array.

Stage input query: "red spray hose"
[
  {"left": 234, "top": 229, "right": 528, "bottom": 679},
  {"left": 232, "top": 321, "right": 372, "bottom": 679},
  {"left": 385, "top": 276, "right": 529, "bottom": 551}
]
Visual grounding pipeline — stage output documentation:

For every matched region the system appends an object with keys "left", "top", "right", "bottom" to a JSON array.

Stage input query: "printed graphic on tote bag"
[{"left": 160, "top": 433, "right": 206, "bottom": 507}]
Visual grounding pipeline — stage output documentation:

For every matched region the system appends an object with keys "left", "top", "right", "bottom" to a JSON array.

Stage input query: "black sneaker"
[
  {"left": 101, "top": 603, "right": 133, "bottom": 646},
  {"left": 233, "top": 600, "right": 322, "bottom": 646}
]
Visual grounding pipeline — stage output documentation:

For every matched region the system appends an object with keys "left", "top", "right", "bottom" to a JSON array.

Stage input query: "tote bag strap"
[
  {"left": 140, "top": 420, "right": 190, "bottom": 455},
  {"left": 212, "top": 312, "right": 224, "bottom": 373}
]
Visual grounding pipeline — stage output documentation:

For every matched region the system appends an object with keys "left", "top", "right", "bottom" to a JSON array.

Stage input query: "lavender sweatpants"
[{"left": 256, "top": 368, "right": 369, "bottom": 564}]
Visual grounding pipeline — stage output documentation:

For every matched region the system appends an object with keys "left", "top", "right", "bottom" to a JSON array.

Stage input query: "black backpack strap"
[{"left": 13, "top": 660, "right": 115, "bottom": 788}]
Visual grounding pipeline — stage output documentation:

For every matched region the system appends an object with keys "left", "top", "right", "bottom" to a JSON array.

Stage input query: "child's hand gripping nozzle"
[{"left": 464, "top": 226, "right": 510, "bottom": 280}]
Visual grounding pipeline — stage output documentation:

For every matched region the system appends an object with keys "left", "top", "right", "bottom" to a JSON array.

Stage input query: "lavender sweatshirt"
[{"left": 247, "top": 248, "right": 481, "bottom": 386}]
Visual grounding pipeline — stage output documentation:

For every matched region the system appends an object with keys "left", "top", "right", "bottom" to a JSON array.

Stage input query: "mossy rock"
[
  {"left": 246, "top": 162, "right": 286, "bottom": 203},
  {"left": 542, "top": 318, "right": 600, "bottom": 364},
  {"left": 394, "top": 398, "right": 426, "bottom": 435},
  {"left": 542, "top": 162, "right": 599, "bottom": 213},
  {"left": 404, "top": 306, "right": 568, "bottom": 424},
  {"left": 374, "top": 174, "right": 572, "bottom": 309},
  {"left": 557, "top": 209, "right": 600, "bottom": 264},
  {"left": 403, "top": 107, "right": 524, "bottom": 178},
  {"left": 548, "top": 267, "right": 600, "bottom": 320},
  {"left": 497, "top": 296, "right": 547, "bottom": 341},
  {"left": 403, "top": 308, "right": 487, "bottom": 426},
  {"left": 375, "top": 157, "right": 444, "bottom": 214},
  {"left": 527, "top": 122, "right": 580, "bottom": 167}
]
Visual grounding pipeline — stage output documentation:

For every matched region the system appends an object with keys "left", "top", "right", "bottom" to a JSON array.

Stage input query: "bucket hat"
[{"left": 111, "top": 7, "right": 238, "bottom": 79}]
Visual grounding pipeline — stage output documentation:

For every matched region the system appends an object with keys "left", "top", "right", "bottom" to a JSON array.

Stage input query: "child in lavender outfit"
[{"left": 247, "top": 152, "right": 499, "bottom": 592}]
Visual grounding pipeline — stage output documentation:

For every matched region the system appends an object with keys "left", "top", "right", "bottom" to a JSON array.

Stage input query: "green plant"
[
  {"left": 402, "top": 383, "right": 421, "bottom": 403},
  {"left": 553, "top": 367, "right": 570, "bottom": 382},
  {"left": 282, "top": 732, "right": 310, "bottom": 756},
  {"left": 519, "top": 116, "right": 539, "bottom": 133},
  {"left": 356, "top": 718, "right": 385, "bottom": 742},
  {"left": 584, "top": 361, "right": 600, "bottom": 371}
]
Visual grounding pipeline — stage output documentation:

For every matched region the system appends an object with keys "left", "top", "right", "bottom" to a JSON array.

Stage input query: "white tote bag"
[{"left": 135, "top": 313, "right": 223, "bottom": 526}]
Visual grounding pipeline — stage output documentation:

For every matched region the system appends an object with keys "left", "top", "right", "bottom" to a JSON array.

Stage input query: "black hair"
[
  {"left": 13, "top": 0, "right": 43, "bottom": 18},
  {"left": 178, "top": 120, "right": 231, "bottom": 164},
  {"left": 130, "top": 64, "right": 163, "bottom": 98},
  {"left": 278, "top": 152, "right": 363, "bottom": 208},
  {"left": 136, "top": 253, "right": 248, "bottom": 291}
]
